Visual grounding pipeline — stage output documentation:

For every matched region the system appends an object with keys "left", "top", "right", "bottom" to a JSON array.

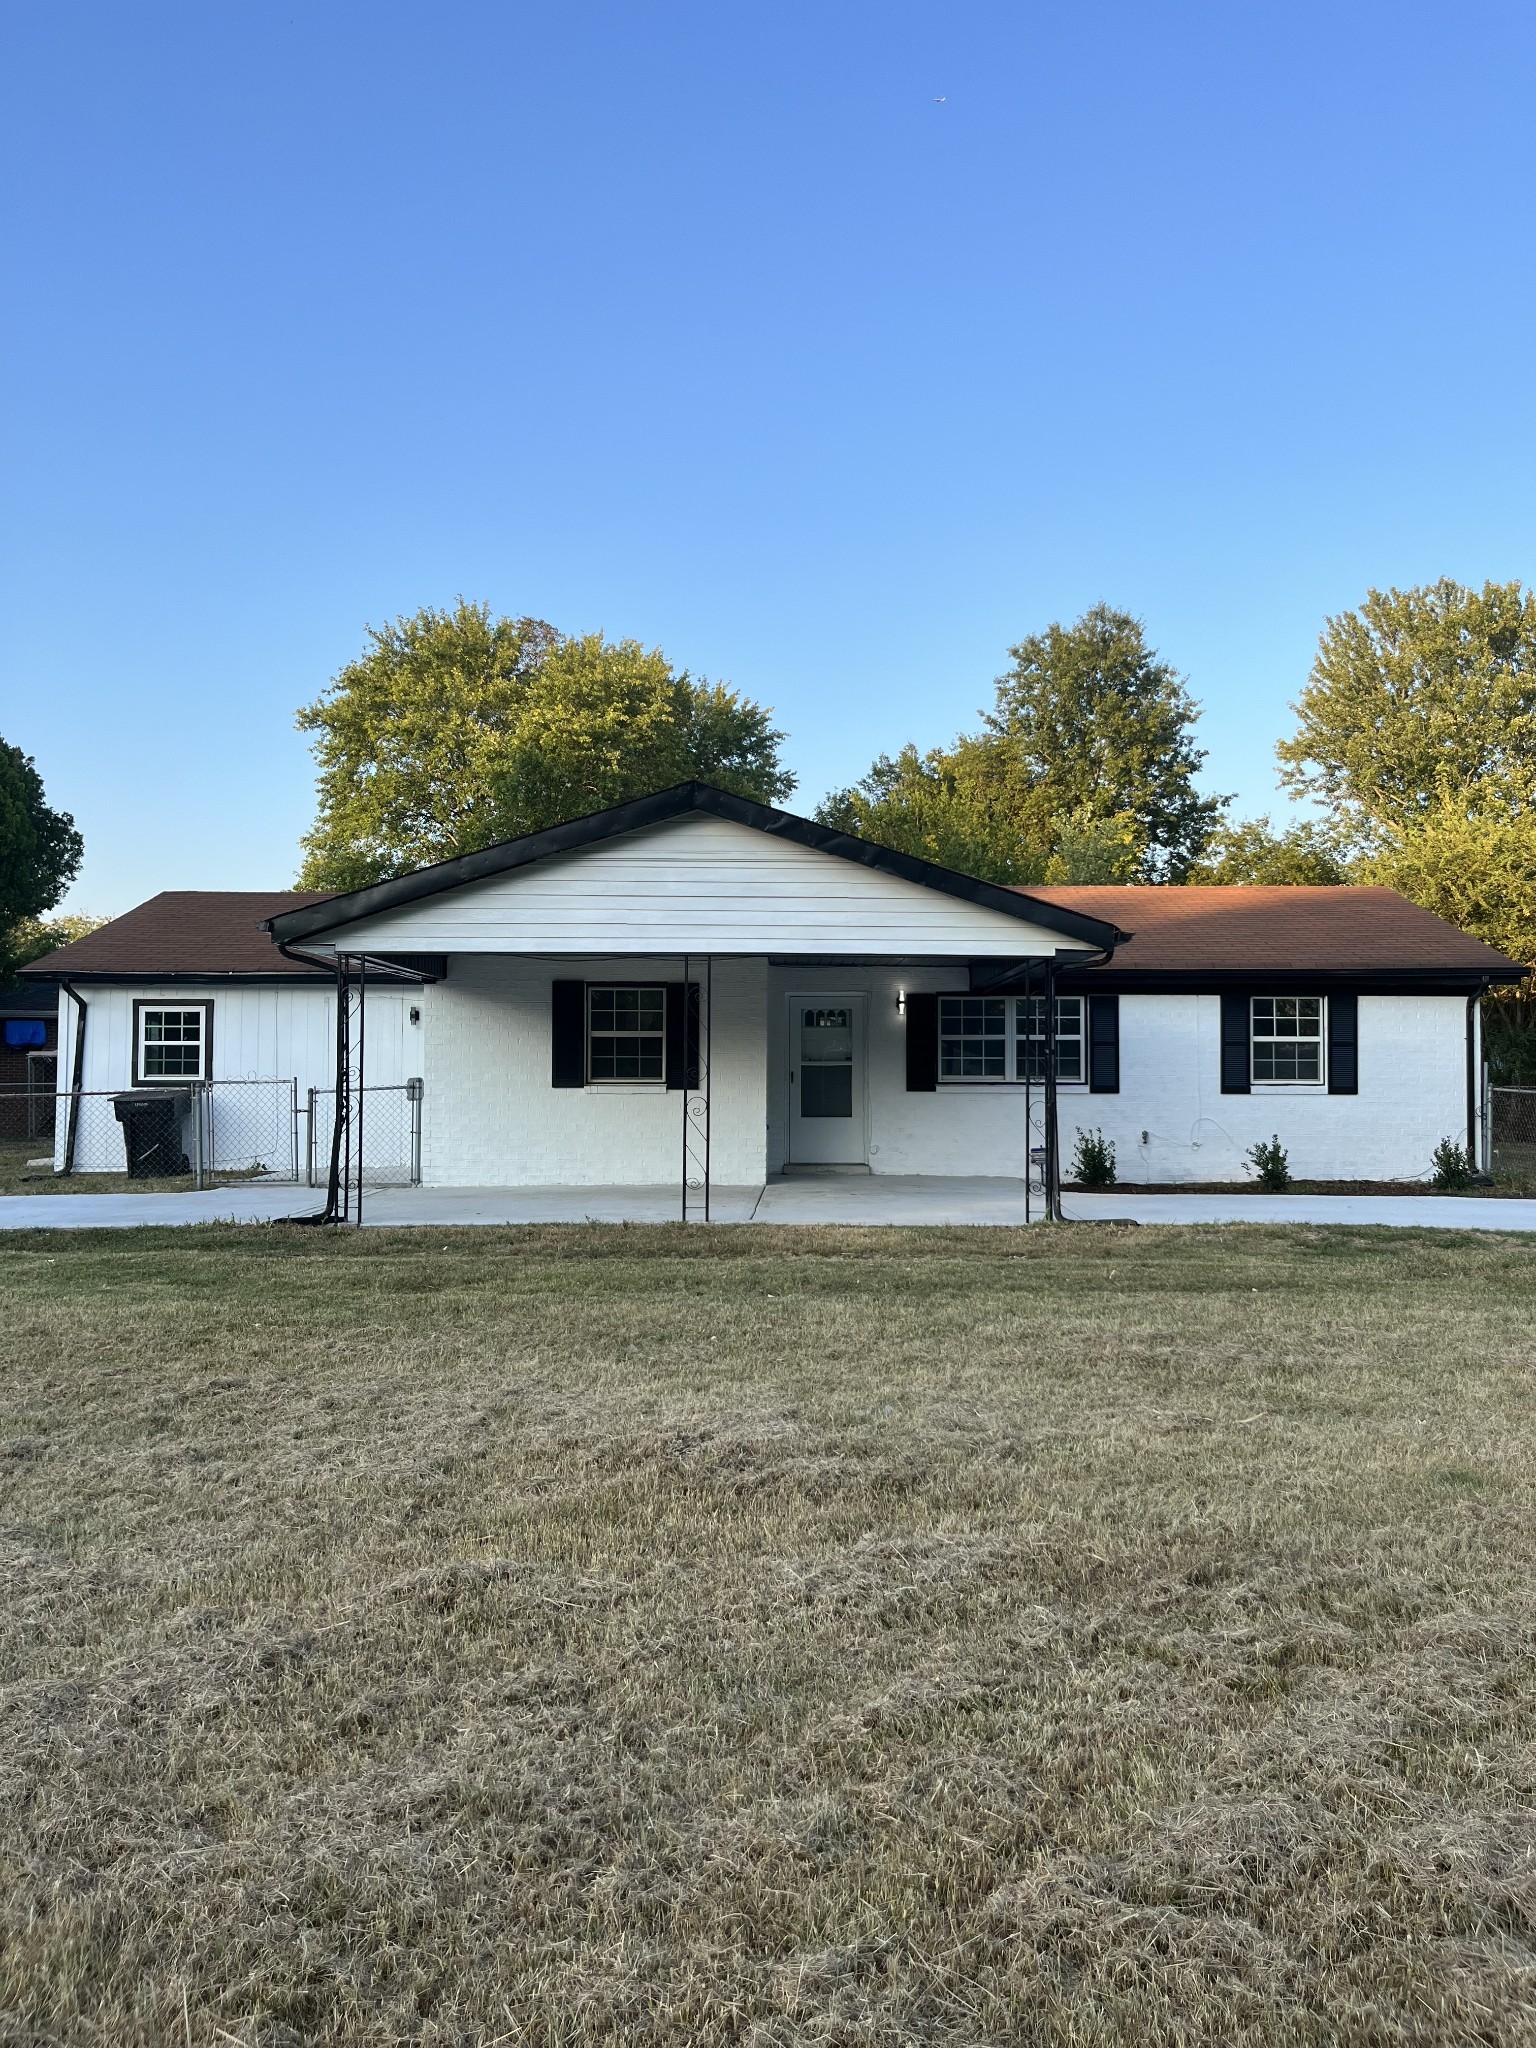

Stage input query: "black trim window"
[
  {"left": 937, "top": 994, "right": 1085, "bottom": 1083},
  {"left": 1018, "top": 996, "right": 1084, "bottom": 1083},
  {"left": 939, "top": 997, "right": 1008, "bottom": 1078},
  {"left": 1251, "top": 996, "right": 1324, "bottom": 1084},
  {"left": 135, "top": 1003, "right": 211, "bottom": 1082},
  {"left": 587, "top": 985, "right": 666, "bottom": 1082}
]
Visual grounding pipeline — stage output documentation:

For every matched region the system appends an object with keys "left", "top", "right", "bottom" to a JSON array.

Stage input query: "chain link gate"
[
  {"left": 1490, "top": 1086, "right": 1536, "bottom": 1179},
  {"left": 307, "top": 1080, "right": 423, "bottom": 1190}
]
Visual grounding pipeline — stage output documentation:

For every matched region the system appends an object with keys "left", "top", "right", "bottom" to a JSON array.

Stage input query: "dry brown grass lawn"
[{"left": 2, "top": 1221, "right": 1535, "bottom": 2047}]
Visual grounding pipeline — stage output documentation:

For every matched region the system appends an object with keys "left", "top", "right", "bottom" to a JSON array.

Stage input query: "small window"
[
  {"left": 939, "top": 996, "right": 1008, "bottom": 1079},
  {"left": 1251, "top": 996, "right": 1324, "bottom": 1084},
  {"left": 1017, "top": 996, "right": 1084, "bottom": 1083},
  {"left": 588, "top": 985, "right": 666, "bottom": 1083},
  {"left": 134, "top": 1002, "right": 212, "bottom": 1083}
]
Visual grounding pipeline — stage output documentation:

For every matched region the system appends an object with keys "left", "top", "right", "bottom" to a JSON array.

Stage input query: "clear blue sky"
[{"left": 3, "top": 0, "right": 1533, "bottom": 913}]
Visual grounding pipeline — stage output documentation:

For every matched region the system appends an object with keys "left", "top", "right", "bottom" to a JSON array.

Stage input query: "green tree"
[
  {"left": 1187, "top": 814, "right": 1350, "bottom": 885},
  {"left": 0, "top": 740, "right": 83, "bottom": 979},
  {"left": 1277, "top": 579, "right": 1536, "bottom": 845},
  {"left": 1360, "top": 804, "right": 1536, "bottom": 970},
  {"left": 7, "top": 912, "right": 110, "bottom": 969},
  {"left": 815, "top": 744, "right": 1049, "bottom": 883},
  {"left": 818, "top": 606, "right": 1225, "bottom": 883},
  {"left": 1043, "top": 807, "right": 1143, "bottom": 883},
  {"left": 297, "top": 602, "right": 794, "bottom": 889},
  {"left": 982, "top": 606, "right": 1226, "bottom": 880}
]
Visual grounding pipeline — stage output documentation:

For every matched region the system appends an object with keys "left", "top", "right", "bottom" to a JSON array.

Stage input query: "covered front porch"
[{"left": 408, "top": 952, "right": 1066, "bottom": 1213}]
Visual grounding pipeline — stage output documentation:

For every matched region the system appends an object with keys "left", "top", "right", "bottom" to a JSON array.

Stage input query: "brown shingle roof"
[
  {"left": 19, "top": 892, "right": 336, "bottom": 979},
  {"left": 1025, "top": 884, "right": 1523, "bottom": 978}
]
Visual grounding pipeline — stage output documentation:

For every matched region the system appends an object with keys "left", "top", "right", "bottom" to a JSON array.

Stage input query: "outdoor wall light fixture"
[
  {"left": 409, "top": 1006, "right": 422, "bottom": 1026},
  {"left": 896, "top": 990, "right": 906, "bottom": 1015}
]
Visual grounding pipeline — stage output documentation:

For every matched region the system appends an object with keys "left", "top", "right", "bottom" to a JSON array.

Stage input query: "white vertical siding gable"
[{"left": 303, "top": 814, "right": 1087, "bottom": 958}]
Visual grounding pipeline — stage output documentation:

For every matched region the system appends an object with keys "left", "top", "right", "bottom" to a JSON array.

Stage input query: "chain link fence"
[
  {"left": 0, "top": 1059, "right": 59, "bottom": 1145},
  {"left": 307, "top": 1080, "right": 423, "bottom": 1188},
  {"left": 4, "top": 1076, "right": 424, "bottom": 1193},
  {"left": 1490, "top": 1085, "right": 1536, "bottom": 1179},
  {"left": 24, "top": 1080, "right": 301, "bottom": 1186}
]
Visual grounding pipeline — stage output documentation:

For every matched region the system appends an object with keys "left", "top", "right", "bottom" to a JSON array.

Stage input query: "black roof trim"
[
  {"left": 262, "top": 784, "right": 1127, "bottom": 954},
  {"left": 1051, "top": 966, "right": 1521, "bottom": 994},
  {"left": 19, "top": 969, "right": 333, "bottom": 986}
]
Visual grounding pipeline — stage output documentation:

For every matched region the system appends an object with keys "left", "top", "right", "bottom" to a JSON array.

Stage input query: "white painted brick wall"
[
  {"left": 407, "top": 963, "right": 1472, "bottom": 1189},
  {"left": 765, "top": 971, "right": 1472, "bottom": 1184},
  {"left": 1076, "top": 993, "right": 1470, "bottom": 1185},
  {"left": 419, "top": 956, "right": 767, "bottom": 1187}
]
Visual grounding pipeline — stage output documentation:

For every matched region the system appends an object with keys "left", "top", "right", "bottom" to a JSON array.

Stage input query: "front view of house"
[{"left": 25, "top": 783, "right": 1520, "bottom": 1199}]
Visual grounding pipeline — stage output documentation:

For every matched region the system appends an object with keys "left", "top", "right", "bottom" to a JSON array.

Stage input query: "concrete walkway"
[{"left": 2, "top": 1176, "right": 1536, "bottom": 1231}]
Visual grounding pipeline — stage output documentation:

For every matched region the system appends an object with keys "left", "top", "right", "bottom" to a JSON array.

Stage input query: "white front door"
[{"left": 787, "top": 995, "right": 868, "bottom": 1165}]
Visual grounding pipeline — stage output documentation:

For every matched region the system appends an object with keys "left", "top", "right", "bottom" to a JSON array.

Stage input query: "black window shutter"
[
  {"left": 1088, "top": 994, "right": 1120, "bottom": 1094},
  {"left": 1328, "top": 992, "right": 1358, "bottom": 1094},
  {"left": 551, "top": 981, "right": 585, "bottom": 1087},
  {"left": 1220, "top": 993, "right": 1251, "bottom": 1094},
  {"left": 905, "top": 992, "right": 938, "bottom": 1091},
  {"left": 665, "top": 982, "right": 699, "bottom": 1091}
]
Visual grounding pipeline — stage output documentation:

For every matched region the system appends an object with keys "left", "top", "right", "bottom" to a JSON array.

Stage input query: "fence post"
[
  {"left": 306, "top": 1087, "right": 317, "bottom": 1187},
  {"left": 408, "top": 1076, "right": 423, "bottom": 1186},
  {"left": 192, "top": 1083, "right": 206, "bottom": 1191}
]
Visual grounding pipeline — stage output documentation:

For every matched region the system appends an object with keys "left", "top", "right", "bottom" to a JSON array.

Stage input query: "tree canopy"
[
  {"left": 1274, "top": 579, "right": 1536, "bottom": 967},
  {"left": 1187, "top": 814, "right": 1349, "bottom": 886},
  {"left": 0, "top": 740, "right": 83, "bottom": 979},
  {"left": 818, "top": 606, "right": 1225, "bottom": 883},
  {"left": 1277, "top": 579, "right": 1536, "bottom": 844},
  {"left": 297, "top": 602, "right": 795, "bottom": 889}
]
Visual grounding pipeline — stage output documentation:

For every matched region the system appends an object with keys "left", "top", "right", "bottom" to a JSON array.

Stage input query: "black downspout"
[
  {"left": 58, "top": 979, "right": 88, "bottom": 1176},
  {"left": 1467, "top": 981, "right": 1487, "bottom": 1172}
]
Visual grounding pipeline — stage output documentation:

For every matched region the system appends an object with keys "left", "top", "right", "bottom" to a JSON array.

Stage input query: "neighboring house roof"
[
  {"left": 263, "top": 783, "right": 1128, "bottom": 956},
  {"left": 1036, "top": 885, "right": 1524, "bottom": 991},
  {"left": 18, "top": 892, "right": 337, "bottom": 982}
]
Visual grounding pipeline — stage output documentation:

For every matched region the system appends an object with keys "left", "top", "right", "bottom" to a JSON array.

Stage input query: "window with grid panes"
[
  {"left": 137, "top": 1007, "right": 209, "bottom": 1080},
  {"left": 587, "top": 986, "right": 666, "bottom": 1082},
  {"left": 1016, "top": 996, "right": 1084, "bottom": 1082},
  {"left": 938, "top": 996, "right": 1008, "bottom": 1079},
  {"left": 1250, "top": 996, "right": 1324, "bottom": 1083}
]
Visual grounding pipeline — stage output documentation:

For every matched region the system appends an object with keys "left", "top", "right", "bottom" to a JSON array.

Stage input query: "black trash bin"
[{"left": 112, "top": 1090, "right": 192, "bottom": 1177}]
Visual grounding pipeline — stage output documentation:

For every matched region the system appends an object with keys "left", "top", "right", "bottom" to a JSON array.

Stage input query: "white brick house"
[{"left": 23, "top": 784, "right": 1521, "bottom": 1199}]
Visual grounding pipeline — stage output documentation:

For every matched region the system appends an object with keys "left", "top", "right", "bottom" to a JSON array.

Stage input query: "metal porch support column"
[
  {"left": 681, "top": 954, "right": 712, "bottom": 1223},
  {"left": 323, "top": 954, "right": 366, "bottom": 1225},
  {"left": 1023, "top": 957, "right": 1033, "bottom": 1227},
  {"left": 349, "top": 956, "right": 366, "bottom": 1227}
]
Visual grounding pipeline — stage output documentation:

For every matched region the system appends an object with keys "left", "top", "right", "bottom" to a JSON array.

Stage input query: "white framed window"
[
  {"left": 939, "top": 996, "right": 1008, "bottom": 1079},
  {"left": 587, "top": 985, "right": 666, "bottom": 1083},
  {"left": 1251, "top": 996, "right": 1324, "bottom": 1084},
  {"left": 1017, "top": 996, "right": 1084, "bottom": 1084},
  {"left": 937, "top": 994, "right": 1085, "bottom": 1084},
  {"left": 133, "top": 1001, "right": 212, "bottom": 1083}
]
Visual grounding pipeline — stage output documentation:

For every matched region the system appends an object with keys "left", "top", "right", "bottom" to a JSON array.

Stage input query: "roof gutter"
[{"left": 270, "top": 937, "right": 439, "bottom": 983}]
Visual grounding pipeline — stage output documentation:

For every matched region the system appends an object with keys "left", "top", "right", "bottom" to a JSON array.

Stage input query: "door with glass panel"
[{"left": 787, "top": 995, "right": 867, "bottom": 1164}]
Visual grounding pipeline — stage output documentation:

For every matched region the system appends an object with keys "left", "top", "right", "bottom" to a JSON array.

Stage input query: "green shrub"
[
  {"left": 1071, "top": 1127, "right": 1117, "bottom": 1188},
  {"left": 1247, "top": 1135, "right": 1291, "bottom": 1192},
  {"left": 1430, "top": 1138, "right": 1474, "bottom": 1191}
]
